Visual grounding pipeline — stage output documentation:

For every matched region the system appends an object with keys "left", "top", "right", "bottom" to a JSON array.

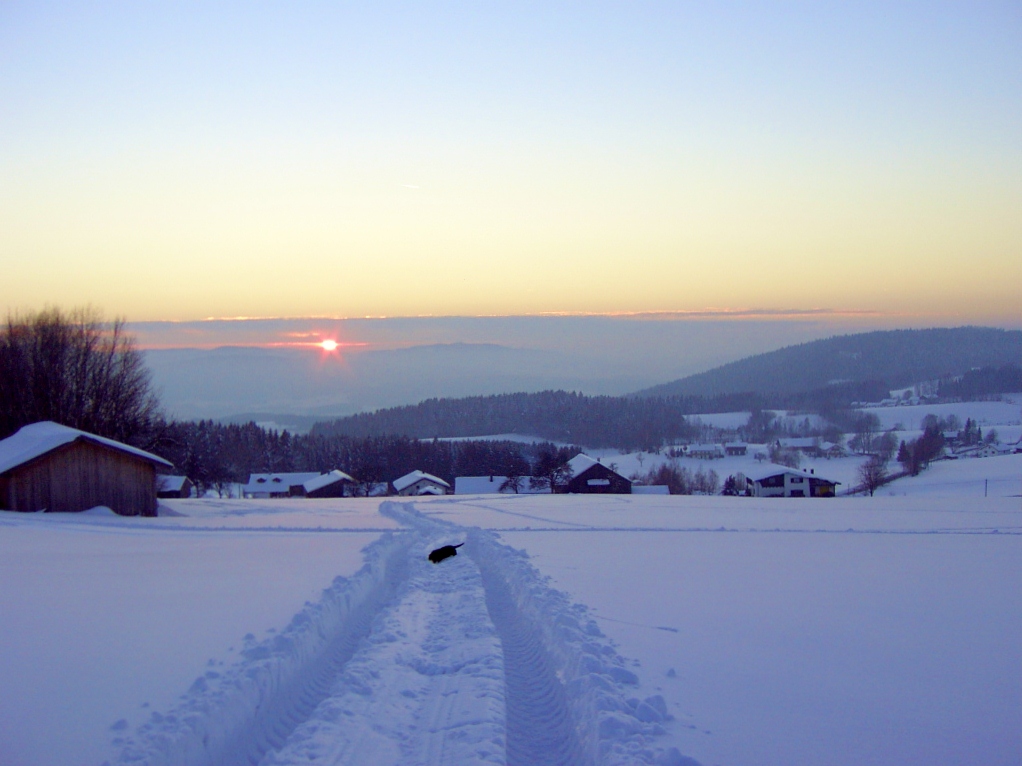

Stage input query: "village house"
[
  {"left": 298, "top": 469, "right": 356, "bottom": 498},
  {"left": 241, "top": 472, "right": 322, "bottom": 498},
  {"left": 564, "top": 453, "right": 632, "bottom": 494},
  {"left": 724, "top": 442, "right": 748, "bottom": 456},
  {"left": 685, "top": 443, "right": 724, "bottom": 460},
  {"left": 0, "top": 421, "right": 174, "bottom": 516},
  {"left": 745, "top": 464, "right": 840, "bottom": 498},
  {"left": 156, "top": 475, "right": 194, "bottom": 499},
  {"left": 392, "top": 470, "right": 451, "bottom": 496}
]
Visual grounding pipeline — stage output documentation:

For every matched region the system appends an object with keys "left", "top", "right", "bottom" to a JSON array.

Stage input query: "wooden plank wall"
[{"left": 0, "top": 440, "right": 158, "bottom": 516}]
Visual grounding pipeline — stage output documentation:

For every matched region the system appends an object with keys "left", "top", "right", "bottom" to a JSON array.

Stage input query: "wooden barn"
[
  {"left": 157, "top": 475, "right": 194, "bottom": 499},
  {"left": 298, "top": 469, "right": 356, "bottom": 498},
  {"left": 0, "top": 421, "right": 174, "bottom": 516},
  {"left": 564, "top": 453, "right": 632, "bottom": 494}
]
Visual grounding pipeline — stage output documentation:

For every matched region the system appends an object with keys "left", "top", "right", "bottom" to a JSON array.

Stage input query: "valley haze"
[{"left": 138, "top": 314, "right": 942, "bottom": 422}]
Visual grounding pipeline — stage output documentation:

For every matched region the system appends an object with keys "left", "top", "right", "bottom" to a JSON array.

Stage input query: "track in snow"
[{"left": 111, "top": 503, "right": 690, "bottom": 766}]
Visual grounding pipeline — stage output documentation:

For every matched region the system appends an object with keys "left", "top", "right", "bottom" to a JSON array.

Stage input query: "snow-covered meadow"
[{"left": 2, "top": 480, "right": 1020, "bottom": 766}]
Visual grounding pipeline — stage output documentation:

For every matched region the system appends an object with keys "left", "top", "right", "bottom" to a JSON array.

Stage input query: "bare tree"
[
  {"left": 857, "top": 456, "right": 888, "bottom": 496},
  {"left": 0, "top": 307, "right": 162, "bottom": 443},
  {"left": 499, "top": 474, "right": 523, "bottom": 494}
]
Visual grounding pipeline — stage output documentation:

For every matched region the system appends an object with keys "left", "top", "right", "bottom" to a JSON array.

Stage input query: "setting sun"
[{"left": 319, "top": 339, "right": 338, "bottom": 352}]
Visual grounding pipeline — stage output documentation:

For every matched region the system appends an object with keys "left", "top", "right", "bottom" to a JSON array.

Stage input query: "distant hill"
[
  {"left": 307, "top": 327, "right": 1021, "bottom": 450},
  {"left": 630, "top": 327, "right": 1022, "bottom": 400}
]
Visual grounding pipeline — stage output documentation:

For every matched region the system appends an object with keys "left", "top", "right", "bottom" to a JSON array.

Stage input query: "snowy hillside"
[{"left": 2, "top": 494, "right": 1020, "bottom": 766}]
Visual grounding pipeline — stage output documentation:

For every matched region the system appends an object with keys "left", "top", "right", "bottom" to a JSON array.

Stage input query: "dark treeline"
[
  {"left": 0, "top": 308, "right": 161, "bottom": 444},
  {"left": 309, "top": 385, "right": 901, "bottom": 450},
  {"left": 938, "top": 365, "right": 1022, "bottom": 400},
  {"left": 309, "top": 390, "right": 745, "bottom": 450},
  {"left": 154, "top": 419, "right": 566, "bottom": 495}
]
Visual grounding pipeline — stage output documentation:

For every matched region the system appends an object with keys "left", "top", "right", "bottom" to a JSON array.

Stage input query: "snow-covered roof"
[
  {"left": 0, "top": 421, "right": 173, "bottom": 476},
  {"left": 302, "top": 469, "right": 354, "bottom": 493},
  {"left": 242, "top": 472, "right": 321, "bottom": 494},
  {"left": 157, "top": 475, "right": 190, "bottom": 492},
  {"left": 392, "top": 470, "right": 450, "bottom": 492},
  {"left": 778, "top": 438, "right": 818, "bottom": 449},
  {"left": 566, "top": 453, "right": 600, "bottom": 478},
  {"left": 686, "top": 443, "right": 723, "bottom": 452},
  {"left": 744, "top": 463, "right": 839, "bottom": 484}
]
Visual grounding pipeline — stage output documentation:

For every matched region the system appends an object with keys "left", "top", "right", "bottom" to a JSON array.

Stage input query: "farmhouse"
[
  {"left": 241, "top": 472, "right": 322, "bottom": 498},
  {"left": 745, "top": 464, "right": 839, "bottom": 498},
  {"left": 0, "top": 421, "right": 174, "bottom": 516},
  {"left": 299, "top": 469, "right": 356, "bottom": 498},
  {"left": 564, "top": 453, "right": 632, "bottom": 494},
  {"left": 724, "top": 442, "right": 748, "bottom": 456},
  {"left": 686, "top": 443, "right": 724, "bottom": 460},
  {"left": 393, "top": 470, "right": 451, "bottom": 496},
  {"left": 157, "top": 475, "right": 194, "bottom": 499}
]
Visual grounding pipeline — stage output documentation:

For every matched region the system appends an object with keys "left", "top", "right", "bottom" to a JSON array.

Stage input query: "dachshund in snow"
[{"left": 428, "top": 543, "right": 464, "bottom": 564}]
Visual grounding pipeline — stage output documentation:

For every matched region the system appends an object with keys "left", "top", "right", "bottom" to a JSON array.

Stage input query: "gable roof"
[
  {"left": 566, "top": 453, "right": 600, "bottom": 478},
  {"left": 241, "top": 472, "right": 321, "bottom": 495},
  {"left": 302, "top": 469, "right": 355, "bottom": 493},
  {"left": 0, "top": 421, "right": 173, "bottom": 476},
  {"left": 392, "top": 470, "right": 450, "bottom": 492},
  {"left": 744, "top": 463, "right": 839, "bottom": 484},
  {"left": 157, "top": 475, "right": 190, "bottom": 492}
]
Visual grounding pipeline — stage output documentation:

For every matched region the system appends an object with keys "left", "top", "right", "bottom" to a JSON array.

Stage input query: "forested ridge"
[{"left": 631, "top": 327, "right": 1022, "bottom": 399}]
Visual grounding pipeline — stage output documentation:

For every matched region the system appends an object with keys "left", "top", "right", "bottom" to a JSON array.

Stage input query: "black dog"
[{"left": 428, "top": 543, "right": 464, "bottom": 563}]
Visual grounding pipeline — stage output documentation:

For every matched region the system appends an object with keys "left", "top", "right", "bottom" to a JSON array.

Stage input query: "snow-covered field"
[
  {"left": 2, "top": 490, "right": 1020, "bottom": 766},
  {"left": 859, "top": 397, "right": 1022, "bottom": 431}
]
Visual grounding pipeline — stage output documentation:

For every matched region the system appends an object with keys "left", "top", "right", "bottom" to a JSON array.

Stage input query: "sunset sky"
[{"left": 2, "top": 2, "right": 1020, "bottom": 326}]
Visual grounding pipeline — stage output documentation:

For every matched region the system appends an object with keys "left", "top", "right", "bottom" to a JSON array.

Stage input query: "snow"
[
  {"left": 566, "top": 452, "right": 601, "bottom": 477},
  {"left": 156, "top": 475, "right": 189, "bottom": 493},
  {"left": 0, "top": 421, "right": 173, "bottom": 475},
  {"left": 859, "top": 399, "right": 1022, "bottom": 431},
  {"left": 881, "top": 452, "right": 1022, "bottom": 497},
  {"left": 2, "top": 489, "right": 1020, "bottom": 766},
  {"left": 454, "top": 476, "right": 549, "bottom": 494},
  {"left": 424, "top": 494, "right": 1022, "bottom": 766},
  {"left": 0, "top": 502, "right": 388, "bottom": 766},
  {"left": 241, "top": 472, "right": 323, "bottom": 496},
  {"left": 392, "top": 470, "right": 451, "bottom": 493},
  {"left": 302, "top": 469, "right": 355, "bottom": 493}
]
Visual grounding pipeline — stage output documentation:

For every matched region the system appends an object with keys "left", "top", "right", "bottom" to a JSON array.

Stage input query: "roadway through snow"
[{"left": 110, "top": 503, "right": 688, "bottom": 766}]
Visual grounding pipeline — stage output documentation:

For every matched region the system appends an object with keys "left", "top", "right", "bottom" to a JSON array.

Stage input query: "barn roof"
[
  {"left": 566, "top": 453, "right": 600, "bottom": 477},
  {"left": 302, "top": 469, "right": 355, "bottom": 493},
  {"left": 392, "top": 470, "right": 450, "bottom": 492},
  {"left": 157, "top": 475, "right": 190, "bottom": 492},
  {"left": 0, "top": 421, "right": 174, "bottom": 476}
]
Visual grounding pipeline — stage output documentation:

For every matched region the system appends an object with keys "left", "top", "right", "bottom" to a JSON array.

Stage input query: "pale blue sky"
[{"left": 2, "top": 2, "right": 1020, "bottom": 321}]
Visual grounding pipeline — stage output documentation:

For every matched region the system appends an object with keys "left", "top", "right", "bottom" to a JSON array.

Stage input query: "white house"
[
  {"left": 745, "top": 465, "right": 839, "bottom": 498},
  {"left": 392, "top": 470, "right": 451, "bottom": 496}
]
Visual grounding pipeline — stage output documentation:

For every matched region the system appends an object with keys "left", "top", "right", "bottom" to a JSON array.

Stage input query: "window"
[
  {"left": 790, "top": 476, "right": 803, "bottom": 483},
  {"left": 587, "top": 478, "right": 611, "bottom": 486}
]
